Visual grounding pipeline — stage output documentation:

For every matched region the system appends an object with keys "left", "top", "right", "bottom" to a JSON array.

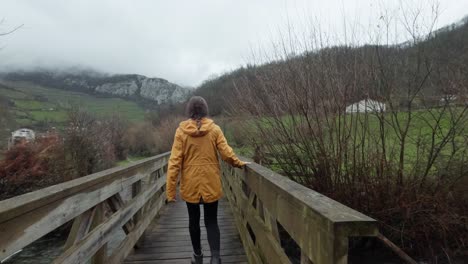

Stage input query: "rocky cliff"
[{"left": 0, "top": 70, "right": 191, "bottom": 104}]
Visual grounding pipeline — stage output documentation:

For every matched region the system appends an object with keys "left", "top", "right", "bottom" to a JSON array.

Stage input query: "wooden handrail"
[
  {"left": 1, "top": 151, "right": 378, "bottom": 264},
  {"left": 0, "top": 152, "right": 170, "bottom": 263},
  {"left": 221, "top": 159, "right": 378, "bottom": 264}
]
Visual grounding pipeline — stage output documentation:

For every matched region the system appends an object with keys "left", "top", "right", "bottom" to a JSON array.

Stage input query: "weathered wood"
[
  {"left": 133, "top": 179, "right": 146, "bottom": 249},
  {"left": 64, "top": 207, "right": 96, "bottom": 250},
  {"left": 377, "top": 232, "right": 418, "bottom": 264},
  {"left": 263, "top": 207, "right": 280, "bottom": 242},
  {"left": 0, "top": 153, "right": 169, "bottom": 260},
  {"left": 223, "top": 166, "right": 289, "bottom": 264},
  {"left": 220, "top": 167, "right": 266, "bottom": 264},
  {"left": 52, "top": 176, "right": 166, "bottom": 264},
  {"left": 107, "top": 193, "right": 135, "bottom": 234},
  {"left": 64, "top": 212, "right": 85, "bottom": 251},
  {"left": 0, "top": 169, "right": 145, "bottom": 259},
  {"left": 1, "top": 150, "right": 380, "bottom": 264},
  {"left": 91, "top": 203, "right": 107, "bottom": 264},
  {"left": 221, "top": 159, "right": 379, "bottom": 264},
  {"left": 301, "top": 251, "right": 313, "bottom": 264},
  {"left": 109, "top": 192, "right": 165, "bottom": 263},
  {"left": 123, "top": 199, "right": 247, "bottom": 263},
  {"left": 0, "top": 152, "right": 169, "bottom": 223},
  {"left": 0, "top": 152, "right": 169, "bottom": 264}
]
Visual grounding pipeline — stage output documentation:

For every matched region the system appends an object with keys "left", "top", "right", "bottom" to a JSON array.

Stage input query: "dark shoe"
[
  {"left": 191, "top": 253, "right": 203, "bottom": 264},
  {"left": 210, "top": 250, "right": 221, "bottom": 264}
]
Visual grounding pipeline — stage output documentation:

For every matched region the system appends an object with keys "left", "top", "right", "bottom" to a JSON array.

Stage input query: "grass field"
[
  {"left": 0, "top": 81, "right": 147, "bottom": 128},
  {"left": 227, "top": 107, "right": 467, "bottom": 173}
]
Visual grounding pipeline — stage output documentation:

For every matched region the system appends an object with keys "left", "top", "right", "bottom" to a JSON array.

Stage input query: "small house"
[
  {"left": 345, "top": 99, "right": 386, "bottom": 113},
  {"left": 8, "top": 128, "right": 36, "bottom": 149},
  {"left": 439, "top": 95, "right": 458, "bottom": 104}
]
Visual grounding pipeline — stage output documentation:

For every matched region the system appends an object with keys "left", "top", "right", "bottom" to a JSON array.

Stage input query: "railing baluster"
[
  {"left": 263, "top": 207, "right": 280, "bottom": 242},
  {"left": 132, "top": 180, "right": 142, "bottom": 223},
  {"left": 64, "top": 207, "right": 97, "bottom": 250},
  {"left": 91, "top": 203, "right": 107, "bottom": 264},
  {"left": 107, "top": 194, "right": 135, "bottom": 234},
  {"left": 332, "top": 236, "right": 348, "bottom": 264}
]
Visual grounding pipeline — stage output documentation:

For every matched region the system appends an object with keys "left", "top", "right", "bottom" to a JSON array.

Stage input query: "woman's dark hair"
[{"left": 186, "top": 96, "right": 209, "bottom": 119}]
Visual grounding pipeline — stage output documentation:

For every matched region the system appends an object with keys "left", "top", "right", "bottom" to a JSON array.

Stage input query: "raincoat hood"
[{"left": 179, "top": 118, "right": 215, "bottom": 137}]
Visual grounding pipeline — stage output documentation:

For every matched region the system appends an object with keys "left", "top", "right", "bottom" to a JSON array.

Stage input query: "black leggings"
[{"left": 186, "top": 200, "right": 220, "bottom": 254}]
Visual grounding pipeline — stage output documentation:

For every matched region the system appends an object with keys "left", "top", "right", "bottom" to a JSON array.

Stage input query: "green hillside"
[{"left": 0, "top": 81, "right": 147, "bottom": 147}]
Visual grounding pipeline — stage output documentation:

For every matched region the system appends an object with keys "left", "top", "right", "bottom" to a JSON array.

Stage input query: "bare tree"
[{"left": 228, "top": 2, "right": 467, "bottom": 262}]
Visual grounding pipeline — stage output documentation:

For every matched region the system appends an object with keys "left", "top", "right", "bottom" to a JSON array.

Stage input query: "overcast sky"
[{"left": 0, "top": 0, "right": 467, "bottom": 86}]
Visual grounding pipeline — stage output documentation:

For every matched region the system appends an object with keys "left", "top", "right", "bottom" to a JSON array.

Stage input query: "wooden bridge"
[{"left": 0, "top": 152, "right": 378, "bottom": 264}]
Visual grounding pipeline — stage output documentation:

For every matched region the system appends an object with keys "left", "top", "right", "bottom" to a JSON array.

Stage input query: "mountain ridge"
[{"left": 0, "top": 69, "right": 191, "bottom": 105}]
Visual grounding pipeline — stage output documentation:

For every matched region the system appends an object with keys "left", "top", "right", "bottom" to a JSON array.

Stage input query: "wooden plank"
[
  {"left": 107, "top": 193, "right": 135, "bottom": 234},
  {"left": 137, "top": 242, "right": 244, "bottom": 253},
  {"left": 232, "top": 181, "right": 290, "bottom": 264},
  {"left": 149, "top": 227, "right": 238, "bottom": 236},
  {"left": 0, "top": 170, "right": 165, "bottom": 260},
  {"left": 132, "top": 179, "right": 143, "bottom": 249},
  {"left": 127, "top": 248, "right": 246, "bottom": 261},
  {"left": 241, "top": 161, "right": 377, "bottom": 223},
  {"left": 263, "top": 206, "right": 280, "bottom": 242},
  {"left": 125, "top": 254, "right": 248, "bottom": 264},
  {"left": 301, "top": 251, "right": 313, "bottom": 264},
  {"left": 91, "top": 203, "right": 107, "bottom": 264},
  {"left": 142, "top": 237, "right": 244, "bottom": 248},
  {"left": 64, "top": 206, "right": 96, "bottom": 250},
  {"left": 108, "top": 191, "right": 166, "bottom": 263},
  {"left": 124, "top": 196, "right": 247, "bottom": 264},
  {"left": 0, "top": 152, "right": 169, "bottom": 224},
  {"left": 225, "top": 161, "right": 379, "bottom": 264},
  {"left": 63, "top": 213, "right": 84, "bottom": 251},
  {"left": 52, "top": 176, "right": 166, "bottom": 264},
  {"left": 221, "top": 170, "right": 264, "bottom": 264}
]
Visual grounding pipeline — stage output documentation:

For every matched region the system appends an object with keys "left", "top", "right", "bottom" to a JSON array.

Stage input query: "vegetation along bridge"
[{"left": 0, "top": 152, "right": 378, "bottom": 264}]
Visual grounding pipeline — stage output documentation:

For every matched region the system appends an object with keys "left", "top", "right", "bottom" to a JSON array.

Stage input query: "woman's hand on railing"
[{"left": 167, "top": 197, "right": 177, "bottom": 203}]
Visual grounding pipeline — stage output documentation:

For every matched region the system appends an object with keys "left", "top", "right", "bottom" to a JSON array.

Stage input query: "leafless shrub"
[
  {"left": 0, "top": 132, "right": 64, "bottom": 200},
  {"left": 64, "top": 107, "right": 118, "bottom": 179},
  {"left": 123, "top": 115, "right": 182, "bottom": 157},
  {"left": 123, "top": 122, "right": 159, "bottom": 156},
  {"left": 154, "top": 116, "right": 184, "bottom": 153},
  {"left": 230, "top": 3, "right": 467, "bottom": 262}
]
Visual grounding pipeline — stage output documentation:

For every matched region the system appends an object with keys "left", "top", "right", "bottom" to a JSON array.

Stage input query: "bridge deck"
[{"left": 124, "top": 198, "right": 247, "bottom": 264}]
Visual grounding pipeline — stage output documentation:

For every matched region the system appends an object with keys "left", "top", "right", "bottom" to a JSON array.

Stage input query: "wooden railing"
[
  {"left": 221, "top": 159, "right": 378, "bottom": 264},
  {"left": 0, "top": 152, "right": 170, "bottom": 264}
]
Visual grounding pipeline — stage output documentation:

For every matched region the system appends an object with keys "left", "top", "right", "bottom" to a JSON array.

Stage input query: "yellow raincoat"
[{"left": 166, "top": 118, "right": 245, "bottom": 203}]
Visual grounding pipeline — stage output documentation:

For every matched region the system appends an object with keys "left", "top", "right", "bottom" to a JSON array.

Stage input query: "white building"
[
  {"left": 345, "top": 99, "right": 386, "bottom": 113},
  {"left": 8, "top": 128, "right": 36, "bottom": 149},
  {"left": 439, "top": 95, "right": 457, "bottom": 104}
]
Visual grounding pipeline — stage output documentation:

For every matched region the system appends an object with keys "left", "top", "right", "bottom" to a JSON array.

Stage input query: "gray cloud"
[{"left": 0, "top": 0, "right": 466, "bottom": 86}]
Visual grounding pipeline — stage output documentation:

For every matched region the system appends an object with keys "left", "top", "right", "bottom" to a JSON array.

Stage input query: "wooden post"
[
  {"left": 91, "top": 203, "right": 107, "bottom": 264},
  {"left": 132, "top": 180, "right": 145, "bottom": 248},
  {"left": 64, "top": 207, "right": 96, "bottom": 250},
  {"left": 132, "top": 180, "right": 142, "bottom": 222},
  {"left": 107, "top": 194, "right": 134, "bottom": 234},
  {"left": 263, "top": 208, "right": 280, "bottom": 242},
  {"left": 332, "top": 236, "right": 348, "bottom": 264}
]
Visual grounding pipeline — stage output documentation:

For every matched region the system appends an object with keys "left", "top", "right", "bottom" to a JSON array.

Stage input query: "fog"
[{"left": 0, "top": 0, "right": 466, "bottom": 86}]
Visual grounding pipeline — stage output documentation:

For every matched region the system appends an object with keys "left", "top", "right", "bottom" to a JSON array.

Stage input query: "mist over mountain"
[{"left": 0, "top": 68, "right": 192, "bottom": 105}]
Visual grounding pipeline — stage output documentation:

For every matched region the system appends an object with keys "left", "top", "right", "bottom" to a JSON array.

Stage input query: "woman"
[{"left": 166, "top": 96, "right": 248, "bottom": 264}]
